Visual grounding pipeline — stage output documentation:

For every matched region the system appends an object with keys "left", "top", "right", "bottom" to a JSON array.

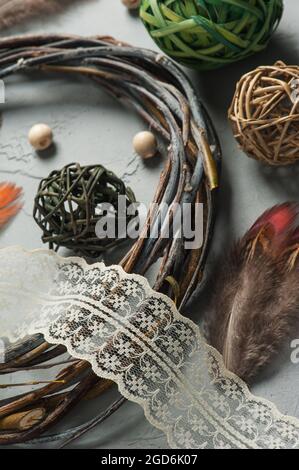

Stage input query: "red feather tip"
[
  {"left": 248, "top": 203, "right": 299, "bottom": 236},
  {"left": 0, "top": 182, "right": 23, "bottom": 228},
  {"left": 244, "top": 203, "right": 299, "bottom": 257}
]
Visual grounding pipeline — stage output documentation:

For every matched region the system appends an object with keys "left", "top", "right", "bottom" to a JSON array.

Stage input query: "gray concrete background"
[{"left": 1, "top": 0, "right": 299, "bottom": 449}]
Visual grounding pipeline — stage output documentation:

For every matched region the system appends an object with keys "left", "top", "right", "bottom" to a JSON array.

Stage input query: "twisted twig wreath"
[{"left": 0, "top": 34, "right": 221, "bottom": 445}]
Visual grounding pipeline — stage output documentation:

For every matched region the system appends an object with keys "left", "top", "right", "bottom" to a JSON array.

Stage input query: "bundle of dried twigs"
[{"left": 0, "top": 34, "right": 221, "bottom": 447}]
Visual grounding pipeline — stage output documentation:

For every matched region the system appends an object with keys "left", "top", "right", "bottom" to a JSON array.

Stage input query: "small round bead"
[
  {"left": 133, "top": 131, "right": 157, "bottom": 159},
  {"left": 121, "top": 0, "right": 140, "bottom": 10},
  {"left": 28, "top": 123, "right": 53, "bottom": 151}
]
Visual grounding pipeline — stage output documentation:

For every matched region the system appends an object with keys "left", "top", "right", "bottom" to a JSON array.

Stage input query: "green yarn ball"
[{"left": 140, "top": 0, "right": 284, "bottom": 70}]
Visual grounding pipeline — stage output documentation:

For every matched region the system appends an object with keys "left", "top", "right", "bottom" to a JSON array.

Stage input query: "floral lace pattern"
[{"left": 1, "top": 246, "right": 299, "bottom": 449}]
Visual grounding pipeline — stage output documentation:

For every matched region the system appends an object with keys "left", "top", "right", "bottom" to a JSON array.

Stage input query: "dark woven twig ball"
[
  {"left": 228, "top": 61, "right": 299, "bottom": 166},
  {"left": 33, "top": 163, "right": 136, "bottom": 257}
]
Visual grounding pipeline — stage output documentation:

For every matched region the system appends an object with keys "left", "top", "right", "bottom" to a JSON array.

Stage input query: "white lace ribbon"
[{"left": 1, "top": 246, "right": 298, "bottom": 449}]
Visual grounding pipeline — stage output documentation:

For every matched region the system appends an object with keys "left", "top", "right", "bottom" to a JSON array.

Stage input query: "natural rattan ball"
[
  {"left": 140, "top": 0, "right": 283, "bottom": 70},
  {"left": 229, "top": 62, "right": 299, "bottom": 166},
  {"left": 33, "top": 163, "right": 136, "bottom": 257}
]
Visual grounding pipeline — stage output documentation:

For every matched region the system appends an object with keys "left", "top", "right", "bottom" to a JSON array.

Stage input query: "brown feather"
[
  {"left": 207, "top": 203, "right": 299, "bottom": 382},
  {"left": 0, "top": 0, "right": 87, "bottom": 30}
]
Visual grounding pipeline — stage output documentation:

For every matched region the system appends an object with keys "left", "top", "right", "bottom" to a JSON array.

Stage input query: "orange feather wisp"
[{"left": 0, "top": 182, "right": 22, "bottom": 228}]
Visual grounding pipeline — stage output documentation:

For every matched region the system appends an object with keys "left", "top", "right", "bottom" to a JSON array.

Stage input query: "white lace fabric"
[{"left": 1, "top": 246, "right": 299, "bottom": 449}]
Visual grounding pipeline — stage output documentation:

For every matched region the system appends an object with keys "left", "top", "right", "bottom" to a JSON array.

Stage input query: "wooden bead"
[
  {"left": 133, "top": 131, "right": 157, "bottom": 159},
  {"left": 28, "top": 123, "right": 53, "bottom": 151},
  {"left": 121, "top": 0, "right": 140, "bottom": 10}
]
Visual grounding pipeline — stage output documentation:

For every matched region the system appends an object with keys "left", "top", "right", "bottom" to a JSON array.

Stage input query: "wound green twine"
[{"left": 140, "top": 0, "right": 284, "bottom": 70}]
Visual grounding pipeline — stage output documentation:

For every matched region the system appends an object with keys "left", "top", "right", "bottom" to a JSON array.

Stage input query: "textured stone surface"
[{"left": 1, "top": 0, "right": 299, "bottom": 449}]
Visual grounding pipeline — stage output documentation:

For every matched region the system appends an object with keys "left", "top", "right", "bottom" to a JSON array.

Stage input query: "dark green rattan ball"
[
  {"left": 140, "top": 0, "right": 284, "bottom": 70},
  {"left": 33, "top": 163, "right": 136, "bottom": 257}
]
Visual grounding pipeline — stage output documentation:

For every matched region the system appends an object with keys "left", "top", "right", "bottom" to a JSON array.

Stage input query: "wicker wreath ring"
[{"left": 0, "top": 35, "right": 221, "bottom": 446}]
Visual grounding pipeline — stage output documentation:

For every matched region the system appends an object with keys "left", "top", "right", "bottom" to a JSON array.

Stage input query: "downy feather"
[
  {"left": 0, "top": 0, "right": 86, "bottom": 30},
  {"left": 207, "top": 203, "right": 299, "bottom": 382}
]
